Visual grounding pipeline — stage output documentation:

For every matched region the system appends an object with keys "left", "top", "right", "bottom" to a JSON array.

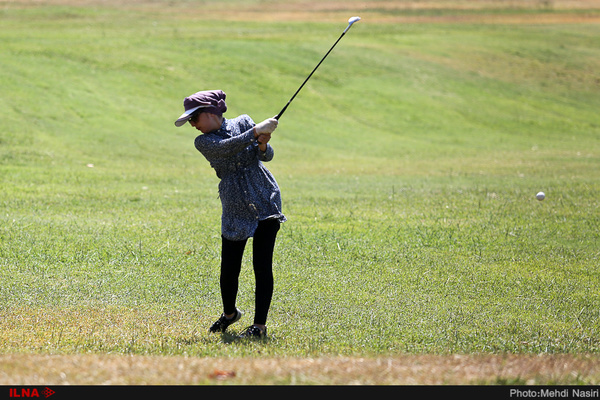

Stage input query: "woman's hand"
[
  {"left": 257, "top": 133, "right": 271, "bottom": 144},
  {"left": 257, "top": 133, "right": 271, "bottom": 151},
  {"left": 254, "top": 118, "right": 278, "bottom": 136},
  {"left": 254, "top": 118, "right": 277, "bottom": 152}
]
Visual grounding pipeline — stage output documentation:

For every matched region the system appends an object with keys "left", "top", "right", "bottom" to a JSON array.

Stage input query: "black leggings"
[{"left": 220, "top": 219, "right": 280, "bottom": 325}]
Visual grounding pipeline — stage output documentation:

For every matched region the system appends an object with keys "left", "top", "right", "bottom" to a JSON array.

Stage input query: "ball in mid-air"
[{"left": 536, "top": 191, "right": 545, "bottom": 201}]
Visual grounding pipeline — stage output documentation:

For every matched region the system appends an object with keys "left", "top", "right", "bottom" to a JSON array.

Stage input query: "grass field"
[{"left": 1, "top": 0, "right": 600, "bottom": 385}]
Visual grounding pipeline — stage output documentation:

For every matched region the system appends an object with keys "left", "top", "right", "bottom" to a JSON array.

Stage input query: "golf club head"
[
  {"left": 349, "top": 16, "right": 361, "bottom": 25},
  {"left": 344, "top": 16, "right": 361, "bottom": 32}
]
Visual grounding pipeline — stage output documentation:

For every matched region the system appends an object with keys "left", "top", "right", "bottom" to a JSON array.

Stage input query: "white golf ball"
[{"left": 536, "top": 191, "right": 545, "bottom": 201}]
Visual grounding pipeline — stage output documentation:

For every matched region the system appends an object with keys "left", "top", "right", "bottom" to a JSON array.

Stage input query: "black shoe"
[
  {"left": 209, "top": 308, "right": 242, "bottom": 333},
  {"left": 238, "top": 325, "right": 267, "bottom": 339}
]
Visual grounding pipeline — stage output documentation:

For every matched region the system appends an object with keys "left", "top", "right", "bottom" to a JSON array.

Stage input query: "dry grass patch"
[
  {"left": 1, "top": 353, "right": 600, "bottom": 385},
  {"left": 3, "top": 0, "right": 600, "bottom": 24}
]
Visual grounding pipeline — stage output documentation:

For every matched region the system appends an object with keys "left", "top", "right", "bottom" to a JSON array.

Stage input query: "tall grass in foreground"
[{"left": 0, "top": 5, "right": 599, "bottom": 357}]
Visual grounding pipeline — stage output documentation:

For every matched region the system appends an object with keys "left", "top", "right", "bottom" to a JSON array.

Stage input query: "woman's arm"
[
  {"left": 195, "top": 128, "right": 257, "bottom": 160},
  {"left": 254, "top": 118, "right": 278, "bottom": 161},
  {"left": 195, "top": 116, "right": 277, "bottom": 161},
  {"left": 257, "top": 136, "right": 274, "bottom": 162}
]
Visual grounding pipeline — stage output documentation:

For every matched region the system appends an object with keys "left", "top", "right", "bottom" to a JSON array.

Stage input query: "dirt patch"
[
  {"left": 3, "top": 0, "right": 600, "bottom": 24},
  {"left": 1, "top": 353, "right": 599, "bottom": 385},
  {"left": 4, "top": 0, "right": 600, "bottom": 9},
  {"left": 205, "top": 12, "right": 600, "bottom": 24}
]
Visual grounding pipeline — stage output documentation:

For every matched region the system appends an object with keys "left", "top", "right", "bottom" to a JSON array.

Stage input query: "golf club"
[{"left": 274, "top": 16, "right": 361, "bottom": 120}]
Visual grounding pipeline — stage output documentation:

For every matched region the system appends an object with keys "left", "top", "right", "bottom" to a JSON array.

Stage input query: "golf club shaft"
[{"left": 274, "top": 19, "right": 359, "bottom": 120}]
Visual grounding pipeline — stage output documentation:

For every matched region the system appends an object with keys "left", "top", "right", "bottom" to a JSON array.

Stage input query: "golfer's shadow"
[
  {"left": 218, "top": 331, "right": 272, "bottom": 344},
  {"left": 176, "top": 331, "right": 270, "bottom": 346}
]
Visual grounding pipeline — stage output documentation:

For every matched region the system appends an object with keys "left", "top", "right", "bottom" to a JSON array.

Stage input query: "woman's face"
[{"left": 190, "top": 112, "right": 221, "bottom": 133}]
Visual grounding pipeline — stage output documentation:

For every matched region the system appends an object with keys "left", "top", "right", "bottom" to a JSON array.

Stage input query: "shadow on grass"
[{"left": 176, "top": 331, "right": 271, "bottom": 346}]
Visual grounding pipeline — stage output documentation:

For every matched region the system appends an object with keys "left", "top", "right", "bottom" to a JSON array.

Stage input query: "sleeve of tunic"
[{"left": 194, "top": 127, "right": 257, "bottom": 160}]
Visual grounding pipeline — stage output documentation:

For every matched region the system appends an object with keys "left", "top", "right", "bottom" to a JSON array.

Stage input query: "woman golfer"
[{"left": 175, "top": 90, "right": 285, "bottom": 339}]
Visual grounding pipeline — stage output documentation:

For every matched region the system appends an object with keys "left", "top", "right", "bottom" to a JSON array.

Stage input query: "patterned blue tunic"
[{"left": 195, "top": 115, "right": 286, "bottom": 241}]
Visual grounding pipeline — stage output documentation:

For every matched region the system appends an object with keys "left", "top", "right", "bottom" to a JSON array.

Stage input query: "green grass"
[{"left": 0, "top": 2, "right": 599, "bottom": 359}]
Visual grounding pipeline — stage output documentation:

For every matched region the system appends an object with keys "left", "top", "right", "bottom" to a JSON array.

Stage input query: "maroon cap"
[{"left": 175, "top": 90, "right": 227, "bottom": 127}]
